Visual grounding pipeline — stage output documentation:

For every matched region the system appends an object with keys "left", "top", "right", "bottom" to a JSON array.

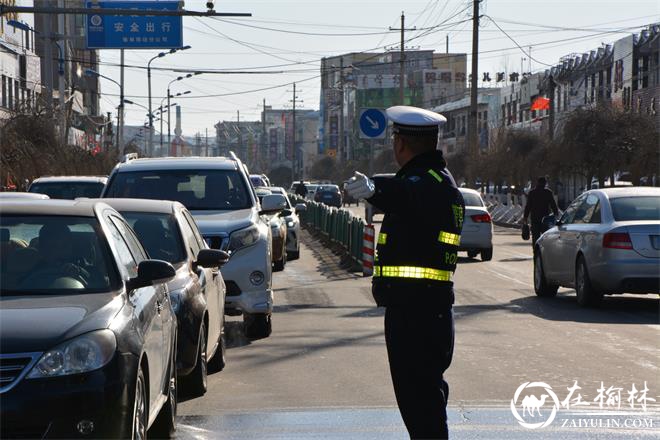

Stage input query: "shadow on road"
[{"left": 511, "top": 293, "right": 660, "bottom": 325}]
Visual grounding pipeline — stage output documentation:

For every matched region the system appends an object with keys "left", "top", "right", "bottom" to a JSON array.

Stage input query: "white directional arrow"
[{"left": 366, "top": 116, "right": 379, "bottom": 130}]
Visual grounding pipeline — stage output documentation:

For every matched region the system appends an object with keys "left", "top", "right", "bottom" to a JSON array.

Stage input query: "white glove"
[{"left": 346, "top": 171, "right": 375, "bottom": 199}]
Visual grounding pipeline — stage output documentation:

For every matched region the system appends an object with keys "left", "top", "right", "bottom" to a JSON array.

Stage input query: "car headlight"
[
  {"left": 27, "top": 330, "right": 116, "bottom": 378},
  {"left": 228, "top": 224, "right": 260, "bottom": 253},
  {"left": 287, "top": 221, "right": 295, "bottom": 228},
  {"left": 169, "top": 289, "right": 184, "bottom": 314}
]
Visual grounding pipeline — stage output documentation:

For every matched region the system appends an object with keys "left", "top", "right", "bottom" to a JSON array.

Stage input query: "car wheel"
[
  {"left": 244, "top": 313, "right": 272, "bottom": 339},
  {"left": 184, "top": 323, "right": 208, "bottom": 396},
  {"left": 131, "top": 368, "right": 147, "bottom": 440},
  {"left": 481, "top": 247, "right": 493, "bottom": 261},
  {"left": 534, "top": 253, "right": 558, "bottom": 297},
  {"left": 149, "top": 346, "right": 177, "bottom": 438},
  {"left": 575, "top": 257, "right": 602, "bottom": 307},
  {"left": 208, "top": 318, "right": 226, "bottom": 373},
  {"left": 288, "top": 250, "right": 300, "bottom": 260},
  {"left": 467, "top": 250, "right": 478, "bottom": 259}
]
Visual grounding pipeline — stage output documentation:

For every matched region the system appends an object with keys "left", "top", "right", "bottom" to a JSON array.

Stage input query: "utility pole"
[
  {"left": 468, "top": 0, "right": 481, "bottom": 156},
  {"left": 262, "top": 98, "right": 267, "bottom": 168},
  {"left": 288, "top": 83, "right": 303, "bottom": 181},
  {"left": 205, "top": 128, "right": 209, "bottom": 157},
  {"left": 446, "top": 34, "right": 449, "bottom": 54},
  {"left": 338, "top": 57, "right": 346, "bottom": 163},
  {"left": 57, "top": 0, "right": 65, "bottom": 144},
  {"left": 41, "top": 11, "right": 53, "bottom": 112},
  {"left": 237, "top": 110, "right": 242, "bottom": 159},
  {"left": 390, "top": 12, "right": 416, "bottom": 105},
  {"left": 118, "top": 49, "right": 125, "bottom": 157}
]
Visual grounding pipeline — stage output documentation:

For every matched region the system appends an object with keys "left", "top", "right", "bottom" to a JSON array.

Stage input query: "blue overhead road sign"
[
  {"left": 359, "top": 108, "right": 387, "bottom": 139},
  {"left": 86, "top": 1, "right": 183, "bottom": 49}
]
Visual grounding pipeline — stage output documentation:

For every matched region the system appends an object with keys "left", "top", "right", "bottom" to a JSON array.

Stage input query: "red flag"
[{"left": 531, "top": 97, "right": 550, "bottom": 111}]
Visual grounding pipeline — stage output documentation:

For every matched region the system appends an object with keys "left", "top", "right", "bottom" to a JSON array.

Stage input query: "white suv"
[{"left": 102, "top": 154, "right": 286, "bottom": 338}]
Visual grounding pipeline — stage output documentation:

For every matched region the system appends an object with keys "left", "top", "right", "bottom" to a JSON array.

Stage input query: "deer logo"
[{"left": 511, "top": 382, "right": 560, "bottom": 429}]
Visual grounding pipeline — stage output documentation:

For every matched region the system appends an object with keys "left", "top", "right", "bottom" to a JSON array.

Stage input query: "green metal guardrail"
[{"left": 289, "top": 193, "right": 365, "bottom": 266}]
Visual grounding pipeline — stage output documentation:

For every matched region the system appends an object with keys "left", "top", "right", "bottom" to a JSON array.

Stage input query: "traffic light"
[
  {"left": 206, "top": 2, "right": 215, "bottom": 11},
  {"left": 509, "top": 72, "right": 520, "bottom": 82},
  {"left": 482, "top": 72, "right": 491, "bottom": 82},
  {"left": 496, "top": 72, "right": 505, "bottom": 82}
]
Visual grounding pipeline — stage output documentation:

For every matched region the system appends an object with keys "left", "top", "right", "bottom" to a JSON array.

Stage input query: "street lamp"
[
  {"left": 159, "top": 90, "right": 190, "bottom": 151},
  {"left": 147, "top": 45, "right": 191, "bottom": 155},
  {"left": 86, "top": 68, "right": 124, "bottom": 152},
  {"left": 166, "top": 72, "right": 201, "bottom": 150}
]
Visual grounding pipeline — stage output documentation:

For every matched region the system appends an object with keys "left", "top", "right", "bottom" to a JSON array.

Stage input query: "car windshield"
[
  {"left": 29, "top": 182, "right": 105, "bottom": 199},
  {"left": 105, "top": 169, "right": 252, "bottom": 210},
  {"left": 610, "top": 196, "right": 660, "bottom": 221},
  {"left": 0, "top": 216, "right": 118, "bottom": 294},
  {"left": 318, "top": 185, "right": 340, "bottom": 194},
  {"left": 120, "top": 212, "right": 186, "bottom": 264},
  {"left": 461, "top": 192, "right": 484, "bottom": 207}
]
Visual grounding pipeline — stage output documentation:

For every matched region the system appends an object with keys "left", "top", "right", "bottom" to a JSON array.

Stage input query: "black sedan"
[
  {"left": 0, "top": 200, "right": 178, "bottom": 439},
  {"left": 314, "top": 184, "right": 342, "bottom": 208},
  {"left": 101, "top": 198, "right": 229, "bottom": 396}
]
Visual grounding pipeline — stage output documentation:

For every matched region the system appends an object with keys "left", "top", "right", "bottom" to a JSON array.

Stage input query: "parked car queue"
[{"left": 0, "top": 155, "right": 306, "bottom": 439}]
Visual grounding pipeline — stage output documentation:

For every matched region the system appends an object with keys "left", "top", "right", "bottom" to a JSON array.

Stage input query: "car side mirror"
[
  {"left": 195, "top": 248, "right": 230, "bottom": 268},
  {"left": 295, "top": 203, "right": 307, "bottom": 213},
  {"left": 260, "top": 194, "right": 287, "bottom": 215},
  {"left": 127, "top": 260, "right": 176, "bottom": 291},
  {"left": 280, "top": 209, "right": 292, "bottom": 217}
]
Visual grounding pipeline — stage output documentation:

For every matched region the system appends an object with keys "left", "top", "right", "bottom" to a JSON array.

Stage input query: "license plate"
[{"left": 651, "top": 235, "right": 660, "bottom": 250}]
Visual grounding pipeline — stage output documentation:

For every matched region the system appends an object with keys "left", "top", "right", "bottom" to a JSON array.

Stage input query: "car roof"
[
  {"left": 0, "top": 199, "right": 110, "bottom": 217},
  {"left": 459, "top": 188, "right": 481, "bottom": 195},
  {"left": 269, "top": 187, "right": 285, "bottom": 193},
  {"left": 114, "top": 156, "right": 238, "bottom": 172},
  {"left": 595, "top": 187, "right": 660, "bottom": 199},
  {"left": 0, "top": 192, "right": 49, "bottom": 200},
  {"left": 32, "top": 176, "right": 108, "bottom": 183},
  {"left": 93, "top": 198, "right": 181, "bottom": 215}
]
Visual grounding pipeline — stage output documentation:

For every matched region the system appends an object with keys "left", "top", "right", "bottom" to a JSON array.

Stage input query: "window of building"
[
  {"left": 7, "top": 78, "right": 13, "bottom": 110},
  {"left": 1, "top": 75, "right": 5, "bottom": 108}
]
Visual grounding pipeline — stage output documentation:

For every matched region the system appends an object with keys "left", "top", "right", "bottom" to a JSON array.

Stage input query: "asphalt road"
[{"left": 176, "top": 220, "right": 659, "bottom": 439}]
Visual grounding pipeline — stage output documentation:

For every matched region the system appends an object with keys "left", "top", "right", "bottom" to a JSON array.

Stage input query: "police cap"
[{"left": 386, "top": 105, "right": 447, "bottom": 136}]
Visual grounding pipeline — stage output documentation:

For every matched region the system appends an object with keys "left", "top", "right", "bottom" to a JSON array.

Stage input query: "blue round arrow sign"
[{"left": 359, "top": 109, "right": 387, "bottom": 138}]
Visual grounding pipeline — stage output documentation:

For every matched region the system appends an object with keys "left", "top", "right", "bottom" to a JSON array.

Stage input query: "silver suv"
[{"left": 102, "top": 154, "right": 286, "bottom": 338}]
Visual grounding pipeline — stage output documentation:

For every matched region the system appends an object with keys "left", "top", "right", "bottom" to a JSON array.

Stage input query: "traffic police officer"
[{"left": 346, "top": 106, "right": 464, "bottom": 439}]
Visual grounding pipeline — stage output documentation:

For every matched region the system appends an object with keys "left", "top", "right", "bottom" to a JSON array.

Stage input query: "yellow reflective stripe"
[
  {"left": 428, "top": 169, "right": 443, "bottom": 183},
  {"left": 438, "top": 231, "right": 461, "bottom": 246},
  {"left": 373, "top": 266, "right": 453, "bottom": 281},
  {"left": 377, "top": 233, "right": 387, "bottom": 245}
]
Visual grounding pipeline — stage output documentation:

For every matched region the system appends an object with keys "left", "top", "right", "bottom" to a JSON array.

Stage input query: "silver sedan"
[{"left": 534, "top": 187, "right": 660, "bottom": 306}]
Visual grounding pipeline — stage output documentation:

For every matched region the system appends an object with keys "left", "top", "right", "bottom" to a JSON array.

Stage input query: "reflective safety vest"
[{"left": 367, "top": 150, "right": 465, "bottom": 309}]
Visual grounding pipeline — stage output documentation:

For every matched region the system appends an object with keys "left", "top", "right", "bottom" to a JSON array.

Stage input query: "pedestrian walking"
[
  {"left": 346, "top": 106, "right": 464, "bottom": 439},
  {"left": 295, "top": 180, "right": 308, "bottom": 198},
  {"left": 523, "top": 177, "right": 559, "bottom": 248}
]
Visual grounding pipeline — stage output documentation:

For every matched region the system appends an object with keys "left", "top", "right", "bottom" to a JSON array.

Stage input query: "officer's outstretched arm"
[{"left": 368, "top": 174, "right": 433, "bottom": 215}]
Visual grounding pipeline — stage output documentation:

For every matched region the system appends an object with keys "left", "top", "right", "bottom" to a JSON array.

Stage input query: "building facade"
[{"left": 0, "top": 0, "right": 41, "bottom": 119}]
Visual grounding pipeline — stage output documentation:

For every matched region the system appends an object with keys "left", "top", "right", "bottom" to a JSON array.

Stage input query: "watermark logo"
[
  {"left": 510, "top": 381, "right": 560, "bottom": 429},
  {"left": 511, "top": 380, "right": 657, "bottom": 430}
]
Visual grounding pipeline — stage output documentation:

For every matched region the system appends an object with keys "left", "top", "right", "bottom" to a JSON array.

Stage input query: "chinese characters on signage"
[{"left": 86, "top": 1, "right": 183, "bottom": 49}]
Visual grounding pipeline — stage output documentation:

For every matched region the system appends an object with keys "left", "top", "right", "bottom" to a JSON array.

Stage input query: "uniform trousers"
[{"left": 384, "top": 305, "right": 455, "bottom": 439}]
